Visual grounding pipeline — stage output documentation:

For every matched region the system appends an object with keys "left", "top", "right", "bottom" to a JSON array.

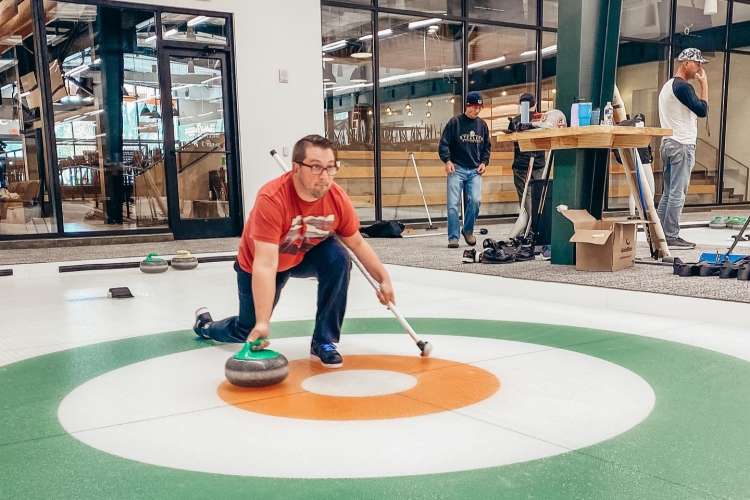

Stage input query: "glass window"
[
  {"left": 161, "top": 13, "right": 227, "bottom": 46},
  {"left": 540, "top": 31, "right": 557, "bottom": 111},
  {"left": 730, "top": 1, "right": 750, "bottom": 50},
  {"left": 468, "top": 25, "right": 537, "bottom": 216},
  {"left": 721, "top": 53, "right": 750, "bottom": 204},
  {"left": 377, "top": 13, "right": 463, "bottom": 221},
  {"left": 378, "top": 0, "right": 460, "bottom": 17},
  {"left": 611, "top": 41, "right": 669, "bottom": 209},
  {"left": 467, "top": 0, "right": 537, "bottom": 26},
  {"left": 620, "top": 0, "right": 671, "bottom": 41},
  {"left": 46, "top": 2, "right": 167, "bottom": 231},
  {"left": 543, "top": 0, "right": 558, "bottom": 28},
  {"left": 321, "top": 6, "right": 375, "bottom": 222},
  {"left": 0, "top": 0, "right": 57, "bottom": 235},
  {"left": 674, "top": 0, "right": 728, "bottom": 51}
]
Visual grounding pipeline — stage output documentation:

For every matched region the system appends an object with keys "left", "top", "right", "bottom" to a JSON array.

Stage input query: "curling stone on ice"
[
  {"left": 140, "top": 252, "right": 168, "bottom": 274},
  {"left": 171, "top": 250, "right": 199, "bottom": 270},
  {"left": 225, "top": 339, "right": 289, "bottom": 387}
]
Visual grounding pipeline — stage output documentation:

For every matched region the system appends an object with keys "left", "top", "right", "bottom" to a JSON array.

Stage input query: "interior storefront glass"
[
  {"left": 729, "top": 1, "right": 750, "bottom": 50},
  {"left": 611, "top": 41, "right": 669, "bottom": 209},
  {"left": 720, "top": 52, "right": 750, "bottom": 204},
  {"left": 467, "top": 0, "right": 537, "bottom": 26},
  {"left": 378, "top": 0, "right": 460, "bottom": 17},
  {"left": 468, "top": 24, "right": 538, "bottom": 216},
  {"left": 0, "top": 0, "right": 57, "bottom": 235},
  {"left": 321, "top": 6, "right": 375, "bottom": 222},
  {"left": 377, "top": 12, "right": 462, "bottom": 222},
  {"left": 45, "top": 2, "right": 166, "bottom": 232},
  {"left": 169, "top": 55, "right": 230, "bottom": 221},
  {"left": 674, "top": 0, "right": 728, "bottom": 51},
  {"left": 620, "top": 0, "right": 671, "bottom": 41},
  {"left": 160, "top": 13, "right": 227, "bottom": 47},
  {"left": 543, "top": 0, "right": 558, "bottom": 28}
]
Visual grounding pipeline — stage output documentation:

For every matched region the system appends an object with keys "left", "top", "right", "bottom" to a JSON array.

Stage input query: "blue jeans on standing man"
[
  {"left": 447, "top": 164, "right": 482, "bottom": 241},
  {"left": 203, "top": 237, "right": 351, "bottom": 346},
  {"left": 657, "top": 139, "right": 695, "bottom": 239}
]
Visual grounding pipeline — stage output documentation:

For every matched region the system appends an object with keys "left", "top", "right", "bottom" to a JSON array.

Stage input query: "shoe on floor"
[
  {"left": 448, "top": 239, "right": 459, "bottom": 248},
  {"left": 193, "top": 307, "right": 213, "bottom": 339},
  {"left": 310, "top": 342, "right": 343, "bottom": 368},
  {"left": 462, "top": 230, "right": 476, "bottom": 246},
  {"left": 666, "top": 237, "right": 696, "bottom": 249}
]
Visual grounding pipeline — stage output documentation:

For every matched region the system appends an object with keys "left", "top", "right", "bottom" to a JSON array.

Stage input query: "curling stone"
[
  {"left": 225, "top": 340, "right": 289, "bottom": 387},
  {"left": 140, "top": 252, "right": 168, "bottom": 274},
  {"left": 171, "top": 250, "right": 198, "bottom": 270}
]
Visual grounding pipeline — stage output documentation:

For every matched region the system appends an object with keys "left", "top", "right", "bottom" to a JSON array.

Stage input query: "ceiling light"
[
  {"left": 386, "top": 106, "right": 392, "bottom": 115},
  {"left": 164, "top": 28, "right": 179, "bottom": 38},
  {"left": 408, "top": 18, "right": 443, "bottom": 30},
  {"left": 425, "top": 111, "right": 431, "bottom": 118},
  {"left": 426, "top": 99, "right": 432, "bottom": 107},
  {"left": 379, "top": 70, "right": 425, "bottom": 83},
  {"left": 450, "top": 96, "right": 455, "bottom": 104},
  {"left": 187, "top": 15, "right": 209, "bottom": 27},
  {"left": 438, "top": 67, "right": 461, "bottom": 74},
  {"left": 358, "top": 29, "right": 393, "bottom": 41},
  {"left": 145, "top": 35, "right": 157, "bottom": 43},
  {"left": 322, "top": 40, "right": 347, "bottom": 52},
  {"left": 405, "top": 103, "right": 412, "bottom": 111},
  {"left": 468, "top": 56, "right": 506, "bottom": 69},
  {"left": 407, "top": 110, "right": 413, "bottom": 116},
  {"left": 501, "top": 91, "right": 507, "bottom": 96}
]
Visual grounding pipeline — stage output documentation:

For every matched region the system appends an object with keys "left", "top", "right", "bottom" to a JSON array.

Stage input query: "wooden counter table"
[{"left": 496, "top": 125, "right": 673, "bottom": 261}]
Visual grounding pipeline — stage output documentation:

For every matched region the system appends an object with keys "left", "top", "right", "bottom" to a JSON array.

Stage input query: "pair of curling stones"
[
  {"left": 225, "top": 339, "right": 289, "bottom": 387},
  {"left": 139, "top": 250, "right": 199, "bottom": 273}
]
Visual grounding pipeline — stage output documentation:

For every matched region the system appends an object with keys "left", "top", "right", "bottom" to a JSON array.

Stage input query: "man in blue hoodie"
[{"left": 438, "top": 91, "right": 491, "bottom": 248}]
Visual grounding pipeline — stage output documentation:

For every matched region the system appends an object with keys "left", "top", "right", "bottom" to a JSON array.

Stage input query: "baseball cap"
[
  {"left": 677, "top": 48, "right": 709, "bottom": 64},
  {"left": 466, "top": 91, "right": 483, "bottom": 106}
]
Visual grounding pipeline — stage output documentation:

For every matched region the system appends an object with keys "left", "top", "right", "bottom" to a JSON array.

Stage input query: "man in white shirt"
[{"left": 657, "top": 48, "right": 709, "bottom": 249}]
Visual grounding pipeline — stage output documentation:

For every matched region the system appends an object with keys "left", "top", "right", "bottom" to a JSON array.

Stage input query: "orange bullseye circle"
[{"left": 218, "top": 354, "right": 500, "bottom": 420}]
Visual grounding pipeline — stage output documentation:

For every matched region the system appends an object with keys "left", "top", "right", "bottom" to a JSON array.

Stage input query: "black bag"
[{"left": 359, "top": 220, "right": 405, "bottom": 238}]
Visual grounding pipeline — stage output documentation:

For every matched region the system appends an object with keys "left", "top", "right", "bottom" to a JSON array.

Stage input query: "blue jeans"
[
  {"left": 204, "top": 237, "right": 351, "bottom": 345},
  {"left": 657, "top": 139, "right": 695, "bottom": 239},
  {"left": 447, "top": 165, "right": 482, "bottom": 241}
]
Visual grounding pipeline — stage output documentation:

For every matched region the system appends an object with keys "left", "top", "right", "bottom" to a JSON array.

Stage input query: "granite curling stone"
[
  {"left": 171, "top": 250, "right": 199, "bottom": 270},
  {"left": 225, "top": 340, "right": 289, "bottom": 387},
  {"left": 140, "top": 252, "right": 168, "bottom": 273}
]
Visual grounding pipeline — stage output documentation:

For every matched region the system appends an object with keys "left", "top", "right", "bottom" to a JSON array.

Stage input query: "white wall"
[{"left": 122, "top": 0, "right": 324, "bottom": 216}]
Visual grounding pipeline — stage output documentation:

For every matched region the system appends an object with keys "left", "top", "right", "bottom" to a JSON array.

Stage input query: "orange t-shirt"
[{"left": 237, "top": 171, "right": 360, "bottom": 273}]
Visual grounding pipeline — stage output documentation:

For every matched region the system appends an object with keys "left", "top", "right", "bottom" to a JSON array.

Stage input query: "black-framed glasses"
[{"left": 298, "top": 161, "right": 339, "bottom": 176}]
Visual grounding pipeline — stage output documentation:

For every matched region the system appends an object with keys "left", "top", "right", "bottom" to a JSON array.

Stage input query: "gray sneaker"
[
  {"left": 448, "top": 239, "right": 459, "bottom": 248},
  {"left": 666, "top": 237, "right": 696, "bottom": 249},
  {"left": 462, "top": 230, "right": 476, "bottom": 246}
]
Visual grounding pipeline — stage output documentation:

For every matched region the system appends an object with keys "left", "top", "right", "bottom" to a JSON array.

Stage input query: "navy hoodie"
[{"left": 438, "top": 114, "right": 491, "bottom": 169}]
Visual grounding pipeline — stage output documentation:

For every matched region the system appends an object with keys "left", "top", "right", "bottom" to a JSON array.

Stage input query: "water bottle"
[
  {"left": 603, "top": 101, "right": 614, "bottom": 126},
  {"left": 520, "top": 100, "right": 530, "bottom": 125}
]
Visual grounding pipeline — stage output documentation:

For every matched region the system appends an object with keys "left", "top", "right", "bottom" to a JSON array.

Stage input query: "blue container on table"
[{"left": 578, "top": 102, "right": 592, "bottom": 126}]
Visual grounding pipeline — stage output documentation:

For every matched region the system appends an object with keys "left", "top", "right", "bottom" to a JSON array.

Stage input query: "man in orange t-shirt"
[{"left": 192, "top": 135, "right": 395, "bottom": 368}]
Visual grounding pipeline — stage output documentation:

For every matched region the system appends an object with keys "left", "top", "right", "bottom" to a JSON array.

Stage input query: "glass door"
[{"left": 161, "top": 49, "right": 239, "bottom": 238}]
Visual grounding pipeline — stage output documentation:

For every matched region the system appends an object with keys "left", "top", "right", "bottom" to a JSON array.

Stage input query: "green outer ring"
[{"left": 1, "top": 318, "right": 749, "bottom": 500}]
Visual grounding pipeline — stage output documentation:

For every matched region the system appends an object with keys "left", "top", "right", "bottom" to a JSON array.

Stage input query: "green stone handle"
[
  {"left": 233, "top": 339, "right": 279, "bottom": 360},
  {"left": 146, "top": 252, "right": 158, "bottom": 263}
]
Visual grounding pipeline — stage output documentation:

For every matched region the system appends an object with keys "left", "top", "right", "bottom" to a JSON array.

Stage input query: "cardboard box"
[{"left": 560, "top": 209, "right": 642, "bottom": 272}]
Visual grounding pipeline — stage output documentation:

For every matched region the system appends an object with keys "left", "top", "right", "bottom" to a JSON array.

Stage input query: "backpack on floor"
[{"left": 359, "top": 220, "right": 405, "bottom": 238}]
